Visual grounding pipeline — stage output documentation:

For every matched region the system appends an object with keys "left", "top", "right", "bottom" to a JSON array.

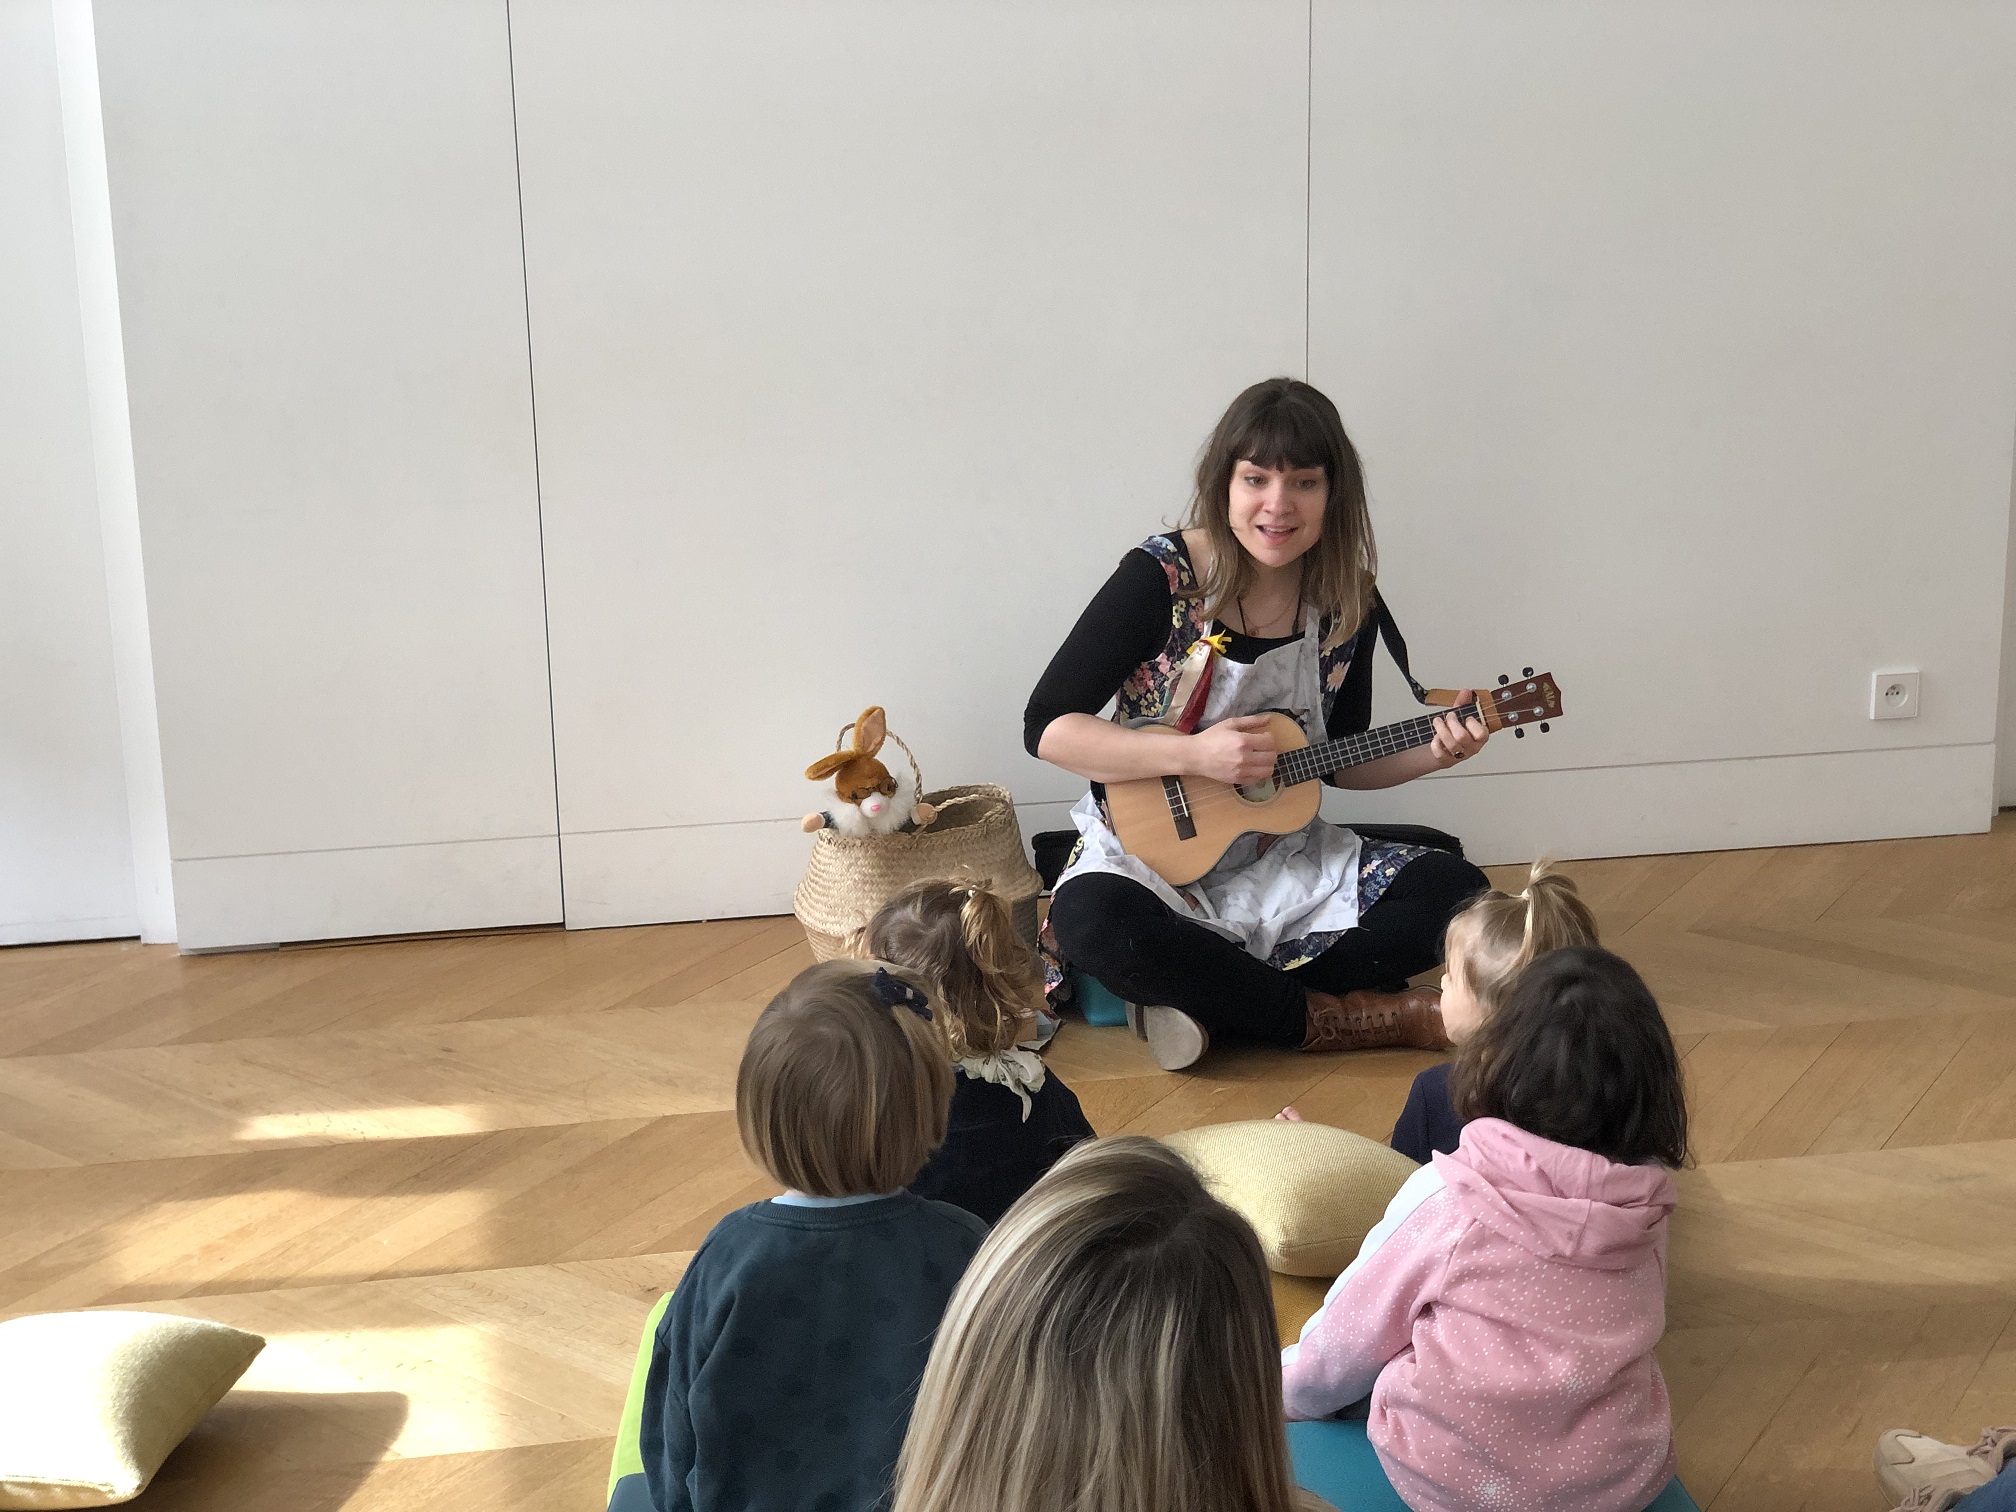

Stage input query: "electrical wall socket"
[{"left": 1870, "top": 669, "right": 1920, "bottom": 720}]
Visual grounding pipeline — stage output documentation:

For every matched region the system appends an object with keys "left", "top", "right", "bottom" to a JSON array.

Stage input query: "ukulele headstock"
[{"left": 1480, "top": 670, "right": 1562, "bottom": 737}]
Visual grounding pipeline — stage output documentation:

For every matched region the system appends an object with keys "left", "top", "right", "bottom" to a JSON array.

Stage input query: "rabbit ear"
[
  {"left": 805, "top": 751, "right": 853, "bottom": 781},
  {"left": 854, "top": 707, "right": 887, "bottom": 756}
]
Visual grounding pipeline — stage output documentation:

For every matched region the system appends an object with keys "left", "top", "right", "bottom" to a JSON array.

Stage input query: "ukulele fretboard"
[{"left": 1267, "top": 703, "right": 1480, "bottom": 788}]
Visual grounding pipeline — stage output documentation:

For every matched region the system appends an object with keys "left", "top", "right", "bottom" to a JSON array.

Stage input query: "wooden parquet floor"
[{"left": 6, "top": 822, "right": 2016, "bottom": 1510}]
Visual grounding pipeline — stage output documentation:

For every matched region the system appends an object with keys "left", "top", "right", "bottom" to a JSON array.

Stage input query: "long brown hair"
[
  {"left": 893, "top": 1136, "right": 1317, "bottom": 1512},
  {"left": 1186, "top": 377, "right": 1376, "bottom": 636},
  {"left": 1443, "top": 858, "right": 1599, "bottom": 1016}
]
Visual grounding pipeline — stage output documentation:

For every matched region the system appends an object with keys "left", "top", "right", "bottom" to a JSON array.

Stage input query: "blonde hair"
[
  {"left": 865, "top": 878, "right": 1045, "bottom": 1061},
  {"left": 893, "top": 1136, "right": 1312, "bottom": 1512},
  {"left": 736, "top": 959, "right": 953, "bottom": 1197},
  {"left": 1443, "top": 858, "right": 1599, "bottom": 1016}
]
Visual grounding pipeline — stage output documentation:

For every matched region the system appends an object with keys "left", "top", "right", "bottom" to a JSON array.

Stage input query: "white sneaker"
[
  {"left": 1893, "top": 1488, "right": 1968, "bottom": 1512},
  {"left": 1125, "top": 1002, "right": 1209, "bottom": 1071},
  {"left": 1875, "top": 1430, "right": 1996, "bottom": 1506}
]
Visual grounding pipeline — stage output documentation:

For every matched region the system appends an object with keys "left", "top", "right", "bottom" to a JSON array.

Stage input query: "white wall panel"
[
  {"left": 54, "top": 0, "right": 178, "bottom": 944},
  {"left": 1998, "top": 484, "right": 2016, "bottom": 808},
  {"left": 93, "top": 0, "right": 561, "bottom": 945},
  {"left": 170, "top": 837, "right": 563, "bottom": 953},
  {"left": 0, "top": 0, "right": 136, "bottom": 946},
  {"left": 1311, "top": 1, "right": 2016, "bottom": 858},
  {"left": 512, "top": 0, "right": 1310, "bottom": 922},
  {"left": 1322, "top": 746, "right": 1995, "bottom": 869}
]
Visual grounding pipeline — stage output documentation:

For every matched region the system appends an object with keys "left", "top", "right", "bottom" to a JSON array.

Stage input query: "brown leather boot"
[{"left": 1300, "top": 985, "right": 1450, "bottom": 1054}]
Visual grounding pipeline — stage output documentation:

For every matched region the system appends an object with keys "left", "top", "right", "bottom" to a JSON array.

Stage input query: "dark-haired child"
[
  {"left": 866, "top": 878, "right": 1094, "bottom": 1224},
  {"left": 1282, "top": 946, "right": 1688, "bottom": 1512},
  {"left": 640, "top": 960, "right": 986, "bottom": 1512}
]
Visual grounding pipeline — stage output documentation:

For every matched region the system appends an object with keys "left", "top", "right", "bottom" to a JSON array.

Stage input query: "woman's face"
[{"left": 1227, "top": 460, "right": 1327, "bottom": 570}]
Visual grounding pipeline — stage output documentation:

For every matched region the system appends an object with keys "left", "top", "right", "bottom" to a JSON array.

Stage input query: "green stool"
[{"left": 605, "top": 1292, "right": 672, "bottom": 1511}]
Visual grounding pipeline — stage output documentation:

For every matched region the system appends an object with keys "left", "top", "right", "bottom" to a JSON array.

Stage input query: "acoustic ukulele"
[{"left": 1105, "top": 672, "right": 1564, "bottom": 886}]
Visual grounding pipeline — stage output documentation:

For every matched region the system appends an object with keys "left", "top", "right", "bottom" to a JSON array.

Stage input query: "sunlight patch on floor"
[{"left": 234, "top": 1104, "right": 492, "bottom": 1144}]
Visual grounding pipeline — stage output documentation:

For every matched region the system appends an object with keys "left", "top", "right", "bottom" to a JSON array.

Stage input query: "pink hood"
[
  {"left": 1433, "top": 1118, "right": 1675, "bottom": 1271},
  {"left": 1282, "top": 1117, "right": 1678, "bottom": 1512}
]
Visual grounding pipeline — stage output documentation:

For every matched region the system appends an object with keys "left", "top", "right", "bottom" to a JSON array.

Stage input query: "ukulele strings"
[
  {"left": 1154, "top": 707, "right": 1491, "bottom": 820},
  {"left": 1163, "top": 689, "right": 1559, "bottom": 813}
]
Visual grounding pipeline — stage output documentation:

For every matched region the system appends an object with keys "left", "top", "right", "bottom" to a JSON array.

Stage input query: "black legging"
[{"left": 1049, "top": 848, "right": 1489, "bottom": 1048}]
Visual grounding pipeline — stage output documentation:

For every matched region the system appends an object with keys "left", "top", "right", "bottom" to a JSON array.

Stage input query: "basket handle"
[{"left": 835, "top": 718, "right": 925, "bottom": 800}]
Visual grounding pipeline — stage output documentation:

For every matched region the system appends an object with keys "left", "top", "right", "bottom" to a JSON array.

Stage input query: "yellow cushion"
[
  {"left": 1162, "top": 1120, "right": 1420, "bottom": 1278},
  {"left": 0, "top": 1311, "right": 264, "bottom": 1509}
]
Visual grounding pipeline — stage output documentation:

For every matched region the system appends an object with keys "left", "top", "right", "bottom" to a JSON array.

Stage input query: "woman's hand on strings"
[
  {"left": 1187, "top": 715, "right": 1279, "bottom": 784},
  {"left": 1430, "top": 694, "right": 1490, "bottom": 768}
]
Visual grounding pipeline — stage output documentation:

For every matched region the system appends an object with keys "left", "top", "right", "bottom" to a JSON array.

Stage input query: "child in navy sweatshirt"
[
  {"left": 638, "top": 960, "right": 986, "bottom": 1512},
  {"left": 867, "top": 879, "right": 1094, "bottom": 1225}
]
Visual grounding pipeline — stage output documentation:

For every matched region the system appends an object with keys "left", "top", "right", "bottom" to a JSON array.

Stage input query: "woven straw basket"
[{"left": 793, "top": 782, "right": 1044, "bottom": 962}]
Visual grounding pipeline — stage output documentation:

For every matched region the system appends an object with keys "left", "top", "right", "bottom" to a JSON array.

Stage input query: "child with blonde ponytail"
[
  {"left": 867, "top": 878, "right": 1095, "bottom": 1223},
  {"left": 1388, "top": 858, "right": 1598, "bottom": 1161}
]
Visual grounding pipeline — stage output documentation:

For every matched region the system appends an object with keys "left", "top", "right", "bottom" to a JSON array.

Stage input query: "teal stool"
[
  {"left": 1070, "top": 968, "right": 1132, "bottom": 1028},
  {"left": 1287, "top": 1420, "right": 1701, "bottom": 1512},
  {"left": 1286, "top": 1421, "right": 1409, "bottom": 1511}
]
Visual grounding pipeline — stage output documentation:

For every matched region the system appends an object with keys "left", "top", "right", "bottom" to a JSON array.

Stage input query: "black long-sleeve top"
[
  {"left": 908, "top": 1068, "right": 1094, "bottom": 1225},
  {"left": 1022, "top": 533, "right": 1378, "bottom": 759}
]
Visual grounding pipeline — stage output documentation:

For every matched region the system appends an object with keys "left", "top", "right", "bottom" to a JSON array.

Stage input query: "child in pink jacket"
[{"left": 1282, "top": 946, "right": 1689, "bottom": 1512}]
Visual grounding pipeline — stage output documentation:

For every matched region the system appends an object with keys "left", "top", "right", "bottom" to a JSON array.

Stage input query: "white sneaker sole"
[{"left": 1126, "top": 1002, "right": 1209, "bottom": 1072}]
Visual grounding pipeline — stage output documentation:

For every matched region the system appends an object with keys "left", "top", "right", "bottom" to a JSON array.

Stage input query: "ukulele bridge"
[{"left": 1160, "top": 776, "right": 1197, "bottom": 840}]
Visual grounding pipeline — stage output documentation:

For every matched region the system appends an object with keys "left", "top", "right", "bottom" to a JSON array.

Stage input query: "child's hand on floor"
[{"left": 1275, "top": 1106, "right": 1303, "bottom": 1122}]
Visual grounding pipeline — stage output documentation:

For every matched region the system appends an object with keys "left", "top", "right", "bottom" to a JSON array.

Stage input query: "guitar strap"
[{"left": 1369, "top": 593, "right": 1466, "bottom": 709}]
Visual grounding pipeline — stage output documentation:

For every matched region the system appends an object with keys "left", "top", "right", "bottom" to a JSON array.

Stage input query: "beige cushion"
[
  {"left": 0, "top": 1311, "right": 264, "bottom": 1509},
  {"left": 1163, "top": 1120, "right": 1420, "bottom": 1278}
]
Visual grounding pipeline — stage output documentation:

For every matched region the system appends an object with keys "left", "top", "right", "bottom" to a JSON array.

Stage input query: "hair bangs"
[{"left": 1226, "top": 398, "right": 1336, "bottom": 476}]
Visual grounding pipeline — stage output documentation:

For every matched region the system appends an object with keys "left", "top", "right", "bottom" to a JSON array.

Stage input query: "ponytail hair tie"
[{"left": 873, "top": 967, "right": 932, "bottom": 1022}]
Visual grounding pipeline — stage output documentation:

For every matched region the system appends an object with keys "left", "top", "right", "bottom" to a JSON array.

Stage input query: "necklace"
[{"left": 1237, "top": 582, "right": 1302, "bottom": 639}]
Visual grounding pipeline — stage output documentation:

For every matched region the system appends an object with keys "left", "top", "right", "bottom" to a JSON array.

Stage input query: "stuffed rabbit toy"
[{"left": 801, "top": 706, "right": 938, "bottom": 837}]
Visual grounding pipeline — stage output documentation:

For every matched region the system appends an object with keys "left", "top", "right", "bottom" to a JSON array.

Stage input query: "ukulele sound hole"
[{"left": 1235, "top": 779, "right": 1278, "bottom": 804}]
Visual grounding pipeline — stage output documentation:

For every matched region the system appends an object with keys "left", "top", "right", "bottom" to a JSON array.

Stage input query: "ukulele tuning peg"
[
  {"left": 1522, "top": 666, "right": 1534, "bottom": 678},
  {"left": 1540, "top": 722, "right": 1551, "bottom": 733},
  {"left": 1497, "top": 674, "right": 1510, "bottom": 686},
  {"left": 1515, "top": 727, "right": 1526, "bottom": 738}
]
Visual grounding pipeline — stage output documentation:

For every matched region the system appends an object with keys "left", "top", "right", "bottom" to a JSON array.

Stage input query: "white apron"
[{"left": 1054, "top": 606, "right": 1362, "bottom": 964}]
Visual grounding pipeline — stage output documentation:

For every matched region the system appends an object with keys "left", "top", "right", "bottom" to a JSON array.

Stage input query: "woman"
[
  {"left": 1026, "top": 378, "right": 1492, "bottom": 1069},
  {"left": 891, "top": 1135, "right": 1330, "bottom": 1512}
]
